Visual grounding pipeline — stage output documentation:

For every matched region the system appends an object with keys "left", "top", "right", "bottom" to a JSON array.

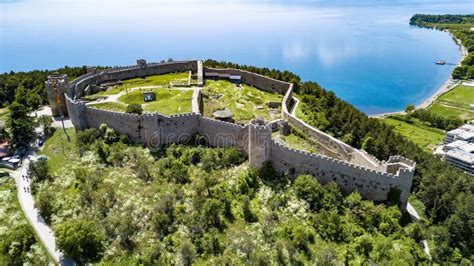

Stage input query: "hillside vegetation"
[
  {"left": 0, "top": 176, "right": 52, "bottom": 265},
  {"left": 204, "top": 59, "right": 473, "bottom": 263},
  {"left": 31, "top": 126, "right": 427, "bottom": 264}
]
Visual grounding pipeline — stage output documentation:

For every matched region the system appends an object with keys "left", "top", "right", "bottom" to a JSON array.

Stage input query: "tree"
[
  {"left": 35, "top": 189, "right": 54, "bottom": 224},
  {"left": 242, "top": 196, "right": 257, "bottom": 222},
  {"left": 76, "top": 128, "right": 99, "bottom": 155},
  {"left": 38, "top": 115, "right": 54, "bottom": 137},
  {"left": 28, "top": 158, "right": 51, "bottom": 184},
  {"left": 293, "top": 175, "right": 325, "bottom": 211},
  {"left": 14, "top": 86, "right": 28, "bottom": 106},
  {"left": 55, "top": 219, "right": 104, "bottom": 263},
  {"left": 27, "top": 92, "right": 42, "bottom": 110},
  {"left": 405, "top": 104, "right": 415, "bottom": 113},
  {"left": 8, "top": 101, "right": 36, "bottom": 151},
  {"left": 0, "top": 224, "right": 36, "bottom": 266},
  {"left": 0, "top": 127, "right": 9, "bottom": 142},
  {"left": 202, "top": 198, "right": 223, "bottom": 229},
  {"left": 179, "top": 239, "right": 196, "bottom": 266},
  {"left": 126, "top": 104, "right": 143, "bottom": 115}
]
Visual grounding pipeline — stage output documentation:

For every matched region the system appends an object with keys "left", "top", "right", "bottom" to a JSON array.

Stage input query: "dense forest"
[
  {"left": 0, "top": 66, "right": 88, "bottom": 108},
  {"left": 410, "top": 14, "right": 474, "bottom": 79},
  {"left": 204, "top": 60, "right": 473, "bottom": 263}
]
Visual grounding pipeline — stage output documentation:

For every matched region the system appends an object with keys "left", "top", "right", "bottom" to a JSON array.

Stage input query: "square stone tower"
[{"left": 45, "top": 74, "right": 69, "bottom": 117}]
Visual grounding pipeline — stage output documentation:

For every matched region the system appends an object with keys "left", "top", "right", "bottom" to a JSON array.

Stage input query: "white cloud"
[{"left": 282, "top": 42, "right": 308, "bottom": 61}]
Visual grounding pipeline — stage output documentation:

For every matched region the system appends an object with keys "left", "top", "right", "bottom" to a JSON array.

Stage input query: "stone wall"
[
  {"left": 281, "top": 84, "right": 383, "bottom": 170},
  {"left": 65, "top": 95, "right": 88, "bottom": 131},
  {"left": 203, "top": 67, "right": 291, "bottom": 94},
  {"left": 270, "top": 140, "right": 414, "bottom": 209},
  {"left": 192, "top": 88, "right": 202, "bottom": 114},
  {"left": 64, "top": 62, "right": 416, "bottom": 211},
  {"left": 197, "top": 117, "right": 249, "bottom": 155},
  {"left": 70, "top": 61, "right": 199, "bottom": 99}
]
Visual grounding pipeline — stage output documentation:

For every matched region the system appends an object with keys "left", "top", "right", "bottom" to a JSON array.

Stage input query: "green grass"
[
  {"left": 118, "top": 88, "right": 193, "bottom": 115},
  {"left": 98, "top": 72, "right": 189, "bottom": 95},
  {"left": 0, "top": 178, "right": 53, "bottom": 264},
  {"left": 202, "top": 80, "right": 282, "bottom": 123},
  {"left": 427, "top": 85, "right": 474, "bottom": 120},
  {"left": 437, "top": 85, "right": 474, "bottom": 107},
  {"left": 39, "top": 128, "right": 77, "bottom": 174},
  {"left": 118, "top": 90, "right": 145, "bottom": 105},
  {"left": 143, "top": 90, "right": 193, "bottom": 115},
  {"left": 383, "top": 116, "right": 445, "bottom": 151},
  {"left": 273, "top": 131, "right": 319, "bottom": 154},
  {"left": 89, "top": 102, "right": 127, "bottom": 112}
]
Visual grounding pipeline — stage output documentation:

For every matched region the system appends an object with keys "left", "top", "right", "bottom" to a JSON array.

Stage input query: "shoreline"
[{"left": 370, "top": 31, "right": 468, "bottom": 119}]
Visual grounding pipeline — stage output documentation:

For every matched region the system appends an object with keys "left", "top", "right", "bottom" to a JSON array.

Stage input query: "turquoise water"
[{"left": 0, "top": 0, "right": 472, "bottom": 114}]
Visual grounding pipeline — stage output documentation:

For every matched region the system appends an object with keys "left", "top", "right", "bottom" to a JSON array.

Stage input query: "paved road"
[
  {"left": 10, "top": 110, "right": 76, "bottom": 265},
  {"left": 12, "top": 155, "right": 75, "bottom": 265},
  {"left": 13, "top": 157, "right": 60, "bottom": 261}
]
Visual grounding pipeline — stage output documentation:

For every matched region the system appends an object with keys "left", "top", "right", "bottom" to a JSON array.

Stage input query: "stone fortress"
[{"left": 46, "top": 59, "right": 416, "bottom": 210}]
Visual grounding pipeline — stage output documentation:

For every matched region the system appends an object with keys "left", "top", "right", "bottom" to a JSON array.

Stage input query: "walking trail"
[
  {"left": 11, "top": 107, "right": 76, "bottom": 265},
  {"left": 87, "top": 85, "right": 195, "bottom": 106},
  {"left": 12, "top": 155, "right": 75, "bottom": 265}
]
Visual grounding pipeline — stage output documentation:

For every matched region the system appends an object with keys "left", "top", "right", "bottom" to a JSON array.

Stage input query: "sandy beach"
[{"left": 370, "top": 32, "right": 468, "bottom": 118}]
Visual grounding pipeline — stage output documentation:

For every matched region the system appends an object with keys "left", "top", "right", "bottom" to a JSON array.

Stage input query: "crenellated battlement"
[{"left": 62, "top": 59, "right": 416, "bottom": 211}]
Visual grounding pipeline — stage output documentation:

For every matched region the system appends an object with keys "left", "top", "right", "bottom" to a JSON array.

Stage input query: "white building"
[
  {"left": 443, "top": 125, "right": 474, "bottom": 175},
  {"left": 445, "top": 124, "right": 474, "bottom": 144}
]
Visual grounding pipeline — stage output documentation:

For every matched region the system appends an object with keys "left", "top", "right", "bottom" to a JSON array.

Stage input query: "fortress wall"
[
  {"left": 99, "top": 61, "right": 197, "bottom": 82},
  {"left": 281, "top": 85, "right": 382, "bottom": 169},
  {"left": 197, "top": 116, "right": 249, "bottom": 154},
  {"left": 204, "top": 67, "right": 291, "bottom": 94},
  {"left": 192, "top": 88, "right": 202, "bottom": 114},
  {"left": 70, "top": 61, "right": 198, "bottom": 99},
  {"left": 270, "top": 140, "right": 412, "bottom": 206},
  {"left": 156, "top": 113, "right": 200, "bottom": 145},
  {"left": 85, "top": 108, "right": 145, "bottom": 143},
  {"left": 65, "top": 94, "right": 88, "bottom": 131},
  {"left": 63, "top": 61, "right": 415, "bottom": 210},
  {"left": 69, "top": 72, "right": 98, "bottom": 97}
]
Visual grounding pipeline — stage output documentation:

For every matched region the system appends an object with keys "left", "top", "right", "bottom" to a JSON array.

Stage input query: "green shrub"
[{"left": 126, "top": 103, "right": 143, "bottom": 115}]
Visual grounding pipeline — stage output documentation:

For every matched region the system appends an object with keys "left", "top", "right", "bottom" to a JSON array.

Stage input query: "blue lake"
[{"left": 1, "top": 0, "right": 473, "bottom": 114}]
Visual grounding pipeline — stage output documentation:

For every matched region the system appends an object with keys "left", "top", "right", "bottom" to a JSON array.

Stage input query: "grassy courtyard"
[
  {"left": 88, "top": 102, "right": 127, "bottom": 112},
  {"left": 202, "top": 80, "right": 282, "bottom": 124},
  {"left": 119, "top": 88, "right": 193, "bottom": 115},
  {"left": 383, "top": 115, "right": 445, "bottom": 151},
  {"left": 98, "top": 72, "right": 189, "bottom": 95},
  {"left": 427, "top": 85, "right": 474, "bottom": 120}
]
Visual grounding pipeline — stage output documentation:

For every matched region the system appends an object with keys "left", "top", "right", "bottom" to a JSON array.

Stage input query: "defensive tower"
[{"left": 45, "top": 73, "right": 69, "bottom": 116}]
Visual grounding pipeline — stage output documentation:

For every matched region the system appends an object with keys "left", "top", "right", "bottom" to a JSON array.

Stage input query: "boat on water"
[{"left": 436, "top": 60, "right": 446, "bottom": 65}]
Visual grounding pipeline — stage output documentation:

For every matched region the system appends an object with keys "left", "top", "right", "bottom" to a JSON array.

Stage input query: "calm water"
[{"left": 1, "top": 0, "right": 473, "bottom": 114}]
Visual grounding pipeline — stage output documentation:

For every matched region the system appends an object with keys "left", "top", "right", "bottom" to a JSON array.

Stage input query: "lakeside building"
[
  {"left": 444, "top": 124, "right": 474, "bottom": 144},
  {"left": 443, "top": 124, "right": 474, "bottom": 175}
]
